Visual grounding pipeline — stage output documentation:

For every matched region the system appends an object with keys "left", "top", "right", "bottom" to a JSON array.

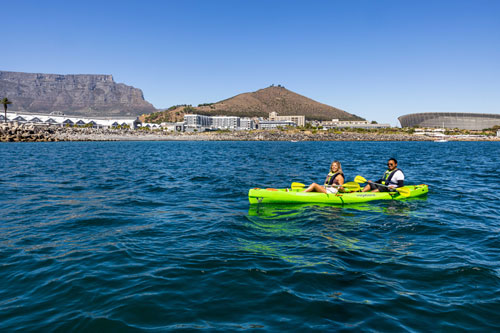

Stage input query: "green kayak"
[{"left": 248, "top": 184, "right": 428, "bottom": 205}]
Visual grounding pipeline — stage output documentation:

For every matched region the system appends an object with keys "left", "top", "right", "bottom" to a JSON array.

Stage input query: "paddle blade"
[
  {"left": 354, "top": 175, "right": 367, "bottom": 183},
  {"left": 342, "top": 182, "right": 360, "bottom": 191},
  {"left": 396, "top": 187, "right": 411, "bottom": 197},
  {"left": 291, "top": 182, "right": 306, "bottom": 189}
]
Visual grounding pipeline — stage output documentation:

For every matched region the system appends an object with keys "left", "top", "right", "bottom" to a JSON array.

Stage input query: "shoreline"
[{"left": 1, "top": 123, "right": 499, "bottom": 142}]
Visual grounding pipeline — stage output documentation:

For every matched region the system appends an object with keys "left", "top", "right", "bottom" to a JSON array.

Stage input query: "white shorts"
[{"left": 326, "top": 187, "right": 338, "bottom": 194}]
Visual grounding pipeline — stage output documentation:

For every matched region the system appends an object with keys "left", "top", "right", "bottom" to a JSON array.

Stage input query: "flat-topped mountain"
[
  {"left": 144, "top": 86, "right": 363, "bottom": 123},
  {"left": 0, "top": 70, "right": 156, "bottom": 117}
]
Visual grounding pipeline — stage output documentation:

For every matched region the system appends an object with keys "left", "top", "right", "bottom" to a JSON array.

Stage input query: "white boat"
[{"left": 434, "top": 139, "right": 448, "bottom": 142}]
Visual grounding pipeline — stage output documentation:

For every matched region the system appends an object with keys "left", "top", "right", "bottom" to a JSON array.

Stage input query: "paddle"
[
  {"left": 354, "top": 175, "right": 410, "bottom": 197},
  {"left": 291, "top": 182, "right": 360, "bottom": 191},
  {"left": 291, "top": 182, "right": 306, "bottom": 189},
  {"left": 341, "top": 182, "right": 361, "bottom": 191}
]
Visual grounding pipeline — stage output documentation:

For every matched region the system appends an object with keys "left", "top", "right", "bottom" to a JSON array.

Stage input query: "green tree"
[{"left": 1, "top": 98, "right": 12, "bottom": 123}]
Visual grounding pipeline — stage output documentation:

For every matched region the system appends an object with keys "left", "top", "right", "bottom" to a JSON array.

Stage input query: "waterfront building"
[
  {"left": 398, "top": 112, "right": 500, "bottom": 130},
  {"left": 269, "top": 112, "right": 305, "bottom": 127},
  {"left": 211, "top": 116, "right": 240, "bottom": 129},
  {"left": 412, "top": 128, "right": 448, "bottom": 137},
  {"left": 160, "top": 122, "right": 185, "bottom": 132},
  {"left": 183, "top": 114, "right": 257, "bottom": 131},
  {"left": 239, "top": 118, "right": 256, "bottom": 130},
  {"left": 1, "top": 112, "right": 139, "bottom": 128},
  {"left": 184, "top": 114, "right": 211, "bottom": 129},
  {"left": 320, "top": 119, "right": 390, "bottom": 129},
  {"left": 139, "top": 122, "right": 161, "bottom": 129},
  {"left": 258, "top": 120, "right": 297, "bottom": 130}
]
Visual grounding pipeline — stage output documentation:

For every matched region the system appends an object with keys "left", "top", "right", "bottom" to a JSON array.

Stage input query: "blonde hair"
[{"left": 330, "top": 160, "right": 343, "bottom": 175}]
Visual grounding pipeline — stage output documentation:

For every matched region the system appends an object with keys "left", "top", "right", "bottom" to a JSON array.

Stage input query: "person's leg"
[
  {"left": 362, "top": 184, "right": 372, "bottom": 192},
  {"left": 378, "top": 186, "right": 389, "bottom": 192},
  {"left": 362, "top": 182, "right": 379, "bottom": 192},
  {"left": 304, "top": 183, "right": 328, "bottom": 193}
]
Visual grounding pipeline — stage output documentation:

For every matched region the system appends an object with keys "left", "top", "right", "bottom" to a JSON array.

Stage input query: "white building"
[
  {"left": 139, "top": 122, "right": 161, "bottom": 129},
  {"left": 240, "top": 118, "right": 256, "bottom": 130},
  {"left": 320, "top": 119, "right": 391, "bottom": 129},
  {"left": 258, "top": 120, "right": 297, "bottom": 130},
  {"left": 183, "top": 114, "right": 257, "bottom": 131},
  {"left": 211, "top": 116, "right": 240, "bottom": 129},
  {"left": 1, "top": 112, "right": 139, "bottom": 128},
  {"left": 161, "top": 122, "right": 185, "bottom": 132},
  {"left": 184, "top": 114, "right": 211, "bottom": 129},
  {"left": 269, "top": 112, "right": 305, "bottom": 127}
]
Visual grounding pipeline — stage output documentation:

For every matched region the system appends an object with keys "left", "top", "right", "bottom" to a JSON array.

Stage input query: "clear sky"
[{"left": 2, "top": 0, "right": 499, "bottom": 125}]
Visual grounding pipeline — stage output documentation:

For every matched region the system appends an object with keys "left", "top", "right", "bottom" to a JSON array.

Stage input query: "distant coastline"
[{"left": 1, "top": 123, "right": 499, "bottom": 142}]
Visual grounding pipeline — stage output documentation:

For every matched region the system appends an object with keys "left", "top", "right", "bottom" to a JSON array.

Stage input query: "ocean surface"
[{"left": 1, "top": 141, "right": 499, "bottom": 331}]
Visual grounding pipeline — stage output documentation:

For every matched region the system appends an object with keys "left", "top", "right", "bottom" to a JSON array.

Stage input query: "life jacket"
[
  {"left": 325, "top": 172, "right": 344, "bottom": 186},
  {"left": 381, "top": 168, "right": 403, "bottom": 185}
]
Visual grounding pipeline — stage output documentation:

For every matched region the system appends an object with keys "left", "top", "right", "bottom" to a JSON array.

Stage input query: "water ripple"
[{"left": 0, "top": 141, "right": 499, "bottom": 331}]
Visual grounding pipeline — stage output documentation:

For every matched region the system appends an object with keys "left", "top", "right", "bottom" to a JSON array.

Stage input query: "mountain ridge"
[{"left": 0, "top": 70, "right": 156, "bottom": 117}]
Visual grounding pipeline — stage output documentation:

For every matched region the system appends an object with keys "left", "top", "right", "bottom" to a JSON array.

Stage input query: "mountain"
[
  {"left": 0, "top": 70, "right": 156, "bottom": 117},
  {"left": 144, "top": 86, "right": 363, "bottom": 123}
]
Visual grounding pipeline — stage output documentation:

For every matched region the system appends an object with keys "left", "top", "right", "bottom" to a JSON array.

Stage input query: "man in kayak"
[
  {"left": 304, "top": 160, "right": 345, "bottom": 194},
  {"left": 362, "top": 158, "right": 404, "bottom": 192}
]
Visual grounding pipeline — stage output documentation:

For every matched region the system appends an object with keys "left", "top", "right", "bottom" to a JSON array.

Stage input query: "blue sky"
[{"left": 2, "top": 0, "right": 499, "bottom": 125}]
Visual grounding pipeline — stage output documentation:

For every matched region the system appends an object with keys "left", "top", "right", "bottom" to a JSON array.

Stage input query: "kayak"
[{"left": 248, "top": 185, "right": 428, "bottom": 205}]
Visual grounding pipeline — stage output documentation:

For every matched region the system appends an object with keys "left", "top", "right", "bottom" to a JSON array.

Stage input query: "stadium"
[{"left": 398, "top": 112, "right": 500, "bottom": 130}]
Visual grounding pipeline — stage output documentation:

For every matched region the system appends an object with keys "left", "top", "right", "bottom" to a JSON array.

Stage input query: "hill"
[
  {"left": 0, "top": 70, "right": 156, "bottom": 117},
  {"left": 143, "top": 86, "right": 363, "bottom": 123}
]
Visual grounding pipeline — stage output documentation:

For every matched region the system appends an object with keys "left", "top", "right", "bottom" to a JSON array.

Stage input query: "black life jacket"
[
  {"left": 382, "top": 168, "right": 403, "bottom": 185},
  {"left": 325, "top": 172, "right": 344, "bottom": 186}
]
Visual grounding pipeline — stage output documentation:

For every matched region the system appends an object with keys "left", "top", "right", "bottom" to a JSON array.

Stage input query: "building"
[
  {"left": 160, "top": 122, "right": 185, "bottom": 132},
  {"left": 269, "top": 112, "right": 305, "bottom": 127},
  {"left": 239, "top": 118, "right": 256, "bottom": 130},
  {"left": 184, "top": 114, "right": 211, "bottom": 129},
  {"left": 398, "top": 112, "right": 500, "bottom": 130},
  {"left": 320, "top": 119, "right": 390, "bottom": 129},
  {"left": 0, "top": 112, "right": 140, "bottom": 128},
  {"left": 412, "top": 128, "right": 448, "bottom": 138},
  {"left": 139, "top": 122, "right": 161, "bottom": 129},
  {"left": 211, "top": 116, "right": 240, "bottom": 129},
  {"left": 182, "top": 114, "right": 256, "bottom": 131},
  {"left": 258, "top": 120, "right": 297, "bottom": 130}
]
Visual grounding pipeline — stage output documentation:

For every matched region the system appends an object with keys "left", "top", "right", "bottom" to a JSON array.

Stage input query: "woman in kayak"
[{"left": 304, "top": 160, "right": 345, "bottom": 194}]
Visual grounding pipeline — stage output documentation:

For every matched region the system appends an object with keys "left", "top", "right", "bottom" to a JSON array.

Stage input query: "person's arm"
[
  {"left": 335, "top": 174, "right": 344, "bottom": 185},
  {"left": 396, "top": 171, "right": 405, "bottom": 187}
]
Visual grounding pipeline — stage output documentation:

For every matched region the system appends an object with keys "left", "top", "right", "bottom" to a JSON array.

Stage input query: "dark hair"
[{"left": 388, "top": 158, "right": 398, "bottom": 164}]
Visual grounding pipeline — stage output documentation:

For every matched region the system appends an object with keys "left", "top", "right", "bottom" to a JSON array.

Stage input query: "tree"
[{"left": 1, "top": 98, "right": 12, "bottom": 123}]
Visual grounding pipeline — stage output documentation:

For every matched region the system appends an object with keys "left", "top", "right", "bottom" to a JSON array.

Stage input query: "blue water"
[{"left": 1, "top": 141, "right": 499, "bottom": 331}]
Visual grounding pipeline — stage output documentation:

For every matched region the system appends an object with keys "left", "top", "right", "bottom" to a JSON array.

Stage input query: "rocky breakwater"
[
  {"left": 0, "top": 123, "right": 139, "bottom": 142},
  {"left": 3, "top": 126, "right": 498, "bottom": 142},
  {"left": 0, "top": 123, "right": 60, "bottom": 142},
  {"left": 197, "top": 130, "right": 436, "bottom": 141}
]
